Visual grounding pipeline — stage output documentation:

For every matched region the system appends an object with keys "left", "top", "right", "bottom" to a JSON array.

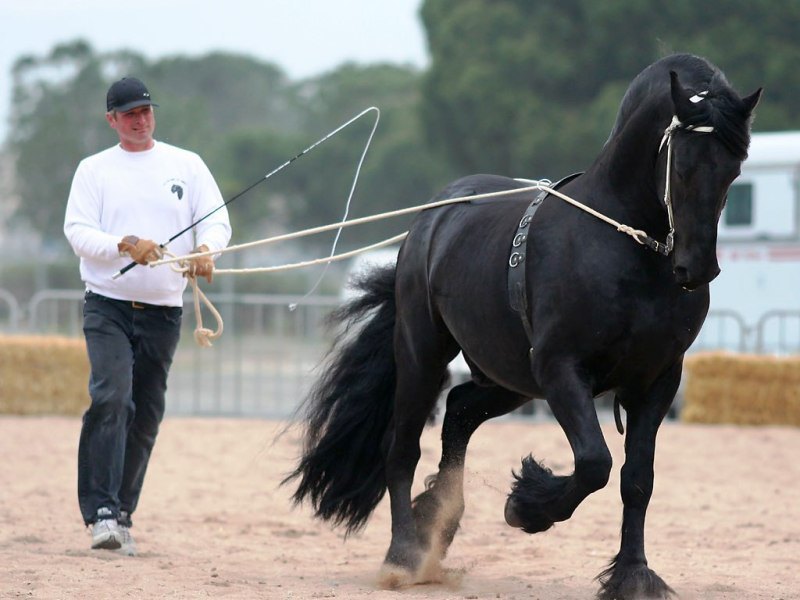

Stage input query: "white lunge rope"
[
  {"left": 164, "top": 172, "right": 681, "bottom": 346},
  {"left": 161, "top": 186, "right": 553, "bottom": 346},
  {"left": 163, "top": 112, "right": 715, "bottom": 347},
  {"left": 150, "top": 185, "right": 549, "bottom": 268},
  {"left": 213, "top": 232, "right": 409, "bottom": 275},
  {"left": 155, "top": 179, "right": 667, "bottom": 273}
]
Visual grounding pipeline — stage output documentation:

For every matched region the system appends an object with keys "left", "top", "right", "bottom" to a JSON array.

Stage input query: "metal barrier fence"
[
  {"left": 3, "top": 288, "right": 800, "bottom": 418},
  {"left": 0, "top": 288, "right": 22, "bottom": 332},
  {"left": 166, "top": 294, "right": 339, "bottom": 417},
  {"left": 691, "top": 310, "right": 751, "bottom": 353},
  {"left": 755, "top": 310, "right": 800, "bottom": 354},
  {"left": 21, "top": 289, "right": 340, "bottom": 418},
  {"left": 690, "top": 310, "right": 800, "bottom": 355}
]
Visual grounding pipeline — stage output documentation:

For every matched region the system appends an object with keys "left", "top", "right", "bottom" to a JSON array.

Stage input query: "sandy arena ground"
[{"left": 0, "top": 416, "right": 798, "bottom": 599}]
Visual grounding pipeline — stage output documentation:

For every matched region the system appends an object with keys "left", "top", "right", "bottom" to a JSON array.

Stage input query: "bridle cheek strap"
[{"left": 658, "top": 114, "right": 715, "bottom": 254}]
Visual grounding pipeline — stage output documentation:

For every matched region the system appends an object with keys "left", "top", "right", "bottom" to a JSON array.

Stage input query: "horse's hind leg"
[
  {"left": 597, "top": 362, "right": 681, "bottom": 600},
  {"left": 505, "top": 361, "right": 613, "bottom": 533},
  {"left": 379, "top": 325, "right": 452, "bottom": 588},
  {"left": 411, "top": 382, "right": 528, "bottom": 562}
]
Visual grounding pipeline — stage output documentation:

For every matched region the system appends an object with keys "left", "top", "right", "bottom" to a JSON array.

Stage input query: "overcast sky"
[{"left": 0, "top": 0, "right": 428, "bottom": 142}]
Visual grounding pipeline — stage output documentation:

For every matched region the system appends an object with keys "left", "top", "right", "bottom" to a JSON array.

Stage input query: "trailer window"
[{"left": 724, "top": 183, "right": 753, "bottom": 226}]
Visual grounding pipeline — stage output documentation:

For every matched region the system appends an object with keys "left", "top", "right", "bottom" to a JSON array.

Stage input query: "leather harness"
[{"left": 507, "top": 173, "right": 582, "bottom": 365}]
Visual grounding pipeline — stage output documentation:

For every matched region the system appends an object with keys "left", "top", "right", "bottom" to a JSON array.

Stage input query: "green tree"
[
  {"left": 8, "top": 41, "right": 146, "bottom": 242},
  {"left": 213, "top": 63, "right": 451, "bottom": 251},
  {"left": 284, "top": 63, "right": 451, "bottom": 249},
  {"left": 144, "top": 52, "right": 301, "bottom": 151},
  {"left": 420, "top": 0, "right": 800, "bottom": 177}
]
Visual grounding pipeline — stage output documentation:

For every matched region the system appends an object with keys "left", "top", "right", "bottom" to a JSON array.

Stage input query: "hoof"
[
  {"left": 504, "top": 495, "right": 555, "bottom": 533},
  {"left": 381, "top": 539, "right": 429, "bottom": 589},
  {"left": 504, "top": 497, "right": 523, "bottom": 528},
  {"left": 378, "top": 553, "right": 447, "bottom": 589},
  {"left": 597, "top": 562, "right": 675, "bottom": 600},
  {"left": 378, "top": 563, "right": 415, "bottom": 589}
]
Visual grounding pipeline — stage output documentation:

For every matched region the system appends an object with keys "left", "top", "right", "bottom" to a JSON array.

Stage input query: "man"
[{"left": 64, "top": 77, "right": 231, "bottom": 555}]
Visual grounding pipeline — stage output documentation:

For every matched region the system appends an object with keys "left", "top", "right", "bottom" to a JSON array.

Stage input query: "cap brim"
[{"left": 112, "top": 99, "right": 159, "bottom": 113}]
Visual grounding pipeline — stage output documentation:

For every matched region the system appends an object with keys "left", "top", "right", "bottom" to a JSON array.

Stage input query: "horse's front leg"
[
  {"left": 597, "top": 361, "right": 682, "bottom": 600},
  {"left": 505, "top": 362, "right": 612, "bottom": 532}
]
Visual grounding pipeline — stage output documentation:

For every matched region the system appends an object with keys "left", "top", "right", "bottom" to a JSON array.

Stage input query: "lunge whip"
[{"left": 112, "top": 106, "right": 380, "bottom": 280}]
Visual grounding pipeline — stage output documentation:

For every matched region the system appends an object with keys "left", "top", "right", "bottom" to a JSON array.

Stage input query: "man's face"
[{"left": 106, "top": 105, "right": 156, "bottom": 151}]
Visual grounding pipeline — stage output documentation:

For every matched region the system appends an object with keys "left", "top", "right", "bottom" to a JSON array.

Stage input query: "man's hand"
[
  {"left": 187, "top": 245, "right": 214, "bottom": 283},
  {"left": 117, "top": 235, "right": 162, "bottom": 265}
]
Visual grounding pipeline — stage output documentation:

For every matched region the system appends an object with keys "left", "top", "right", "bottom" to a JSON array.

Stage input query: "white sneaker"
[
  {"left": 116, "top": 525, "right": 137, "bottom": 556},
  {"left": 91, "top": 518, "right": 122, "bottom": 550}
]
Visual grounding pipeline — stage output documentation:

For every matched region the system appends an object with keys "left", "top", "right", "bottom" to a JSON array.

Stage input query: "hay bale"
[
  {"left": 0, "top": 335, "right": 89, "bottom": 415},
  {"left": 682, "top": 352, "right": 800, "bottom": 426}
]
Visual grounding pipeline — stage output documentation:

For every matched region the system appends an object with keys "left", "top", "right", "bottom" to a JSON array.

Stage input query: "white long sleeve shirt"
[{"left": 64, "top": 141, "right": 232, "bottom": 306}]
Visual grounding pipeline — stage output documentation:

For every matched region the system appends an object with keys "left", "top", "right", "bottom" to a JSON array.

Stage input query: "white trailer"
[{"left": 702, "top": 130, "right": 800, "bottom": 352}]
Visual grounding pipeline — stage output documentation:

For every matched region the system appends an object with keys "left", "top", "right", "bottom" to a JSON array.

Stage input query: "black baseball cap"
[{"left": 106, "top": 77, "right": 159, "bottom": 113}]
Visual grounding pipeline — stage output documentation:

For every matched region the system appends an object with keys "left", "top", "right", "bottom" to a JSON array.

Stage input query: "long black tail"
[{"left": 283, "top": 264, "right": 398, "bottom": 534}]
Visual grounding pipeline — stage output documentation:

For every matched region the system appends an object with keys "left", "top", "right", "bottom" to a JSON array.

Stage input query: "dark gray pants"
[{"left": 78, "top": 291, "right": 182, "bottom": 526}]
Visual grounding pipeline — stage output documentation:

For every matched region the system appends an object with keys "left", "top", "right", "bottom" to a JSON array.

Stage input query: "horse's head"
[{"left": 662, "top": 69, "right": 761, "bottom": 290}]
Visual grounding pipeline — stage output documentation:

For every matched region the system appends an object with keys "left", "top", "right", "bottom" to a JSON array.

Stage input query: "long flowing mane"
[{"left": 608, "top": 54, "right": 754, "bottom": 159}]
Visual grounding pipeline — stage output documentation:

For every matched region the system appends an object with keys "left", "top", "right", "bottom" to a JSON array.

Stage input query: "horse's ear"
[
  {"left": 741, "top": 88, "right": 763, "bottom": 115},
  {"left": 669, "top": 70, "right": 695, "bottom": 120}
]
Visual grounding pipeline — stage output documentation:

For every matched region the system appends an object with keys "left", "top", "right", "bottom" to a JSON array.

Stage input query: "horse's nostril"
[
  {"left": 673, "top": 266, "right": 690, "bottom": 284},
  {"left": 673, "top": 264, "right": 720, "bottom": 290},
  {"left": 674, "top": 266, "right": 701, "bottom": 290}
]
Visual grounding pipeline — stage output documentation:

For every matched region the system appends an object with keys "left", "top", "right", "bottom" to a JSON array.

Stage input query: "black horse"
[{"left": 286, "top": 54, "right": 761, "bottom": 599}]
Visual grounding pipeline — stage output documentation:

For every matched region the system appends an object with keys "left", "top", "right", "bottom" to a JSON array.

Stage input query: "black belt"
[
  {"left": 130, "top": 300, "right": 160, "bottom": 310},
  {"left": 86, "top": 291, "right": 171, "bottom": 311}
]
